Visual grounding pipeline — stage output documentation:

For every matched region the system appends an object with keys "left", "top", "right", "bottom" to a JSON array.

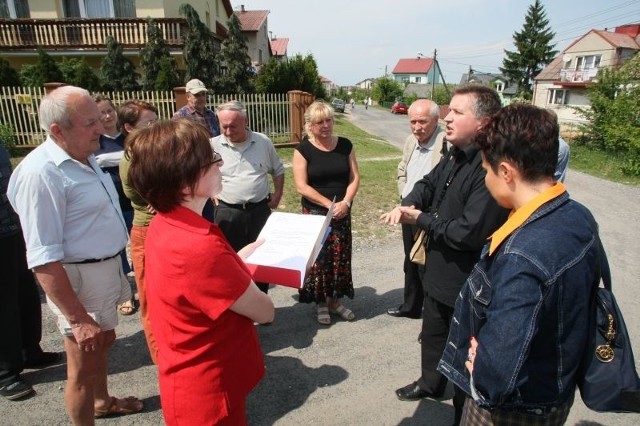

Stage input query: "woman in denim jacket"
[{"left": 438, "top": 104, "right": 600, "bottom": 425}]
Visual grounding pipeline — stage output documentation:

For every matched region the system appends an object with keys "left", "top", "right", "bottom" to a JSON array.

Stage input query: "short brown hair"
[
  {"left": 118, "top": 100, "right": 158, "bottom": 136},
  {"left": 127, "top": 118, "right": 213, "bottom": 212},
  {"left": 476, "top": 104, "right": 559, "bottom": 182}
]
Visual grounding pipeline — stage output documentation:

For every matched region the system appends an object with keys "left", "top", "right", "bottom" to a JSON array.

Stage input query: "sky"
[{"left": 231, "top": 0, "right": 640, "bottom": 87}]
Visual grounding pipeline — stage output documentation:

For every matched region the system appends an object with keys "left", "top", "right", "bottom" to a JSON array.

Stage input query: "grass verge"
[{"left": 567, "top": 143, "right": 640, "bottom": 186}]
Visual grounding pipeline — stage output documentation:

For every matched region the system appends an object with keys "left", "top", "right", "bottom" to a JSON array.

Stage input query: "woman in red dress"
[{"left": 126, "top": 118, "right": 274, "bottom": 425}]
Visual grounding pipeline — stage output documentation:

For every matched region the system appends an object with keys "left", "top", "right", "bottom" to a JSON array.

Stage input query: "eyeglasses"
[{"left": 203, "top": 151, "right": 223, "bottom": 170}]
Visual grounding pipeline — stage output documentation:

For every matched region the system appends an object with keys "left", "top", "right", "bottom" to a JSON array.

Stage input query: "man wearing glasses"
[{"left": 173, "top": 79, "right": 220, "bottom": 137}]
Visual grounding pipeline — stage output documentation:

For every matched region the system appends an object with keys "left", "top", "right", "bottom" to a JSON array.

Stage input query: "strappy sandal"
[
  {"left": 329, "top": 303, "right": 356, "bottom": 321},
  {"left": 317, "top": 304, "right": 331, "bottom": 325},
  {"left": 94, "top": 396, "right": 143, "bottom": 418},
  {"left": 118, "top": 300, "right": 136, "bottom": 316}
]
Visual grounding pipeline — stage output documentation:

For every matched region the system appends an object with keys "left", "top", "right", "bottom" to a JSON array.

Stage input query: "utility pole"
[
  {"left": 431, "top": 49, "right": 450, "bottom": 100},
  {"left": 431, "top": 49, "right": 437, "bottom": 100}
]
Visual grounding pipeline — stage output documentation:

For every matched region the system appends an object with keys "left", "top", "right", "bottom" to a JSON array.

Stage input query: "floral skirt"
[{"left": 298, "top": 206, "right": 354, "bottom": 304}]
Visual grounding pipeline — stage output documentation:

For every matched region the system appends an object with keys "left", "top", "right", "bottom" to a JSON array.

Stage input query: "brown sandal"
[{"left": 94, "top": 396, "right": 143, "bottom": 418}]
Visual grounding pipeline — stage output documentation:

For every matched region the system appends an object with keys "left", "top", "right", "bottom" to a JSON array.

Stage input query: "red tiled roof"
[
  {"left": 235, "top": 10, "right": 269, "bottom": 32},
  {"left": 595, "top": 29, "right": 640, "bottom": 49},
  {"left": 270, "top": 38, "right": 289, "bottom": 56},
  {"left": 392, "top": 58, "right": 433, "bottom": 74}
]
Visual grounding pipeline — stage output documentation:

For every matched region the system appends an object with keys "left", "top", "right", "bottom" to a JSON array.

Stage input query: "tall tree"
[
  {"left": 179, "top": 3, "right": 218, "bottom": 88},
  {"left": 100, "top": 36, "right": 140, "bottom": 91},
  {"left": 255, "top": 55, "right": 326, "bottom": 98},
  {"left": 140, "top": 18, "right": 180, "bottom": 90},
  {"left": 0, "top": 57, "right": 20, "bottom": 86},
  {"left": 500, "top": 0, "right": 557, "bottom": 98},
  {"left": 213, "top": 13, "right": 254, "bottom": 94}
]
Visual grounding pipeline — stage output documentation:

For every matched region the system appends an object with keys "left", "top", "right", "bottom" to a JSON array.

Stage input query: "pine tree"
[
  {"left": 155, "top": 57, "right": 181, "bottom": 91},
  {"left": 140, "top": 18, "right": 180, "bottom": 90},
  {"left": 179, "top": 4, "right": 218, "bottom": 88},
  {"left": 59, "top": 57, "right": 101, "bottom": 91},
  {"left": 500, "top": 0, "right": 557, "bottom": 98},
  {"left": 20, "top": 48, "right": 64, "bottom": 87},
  {"left": 213, "top": 14, "right": 254, "bottom": 94},
  {"left": 100, "top": 36, "right": 140, "bottom": 91}
]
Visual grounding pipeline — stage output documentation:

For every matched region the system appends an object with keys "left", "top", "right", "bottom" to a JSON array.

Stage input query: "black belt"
[
  {"left": 218, "top": 198, "right": 268, "bottom": 211},
  {"left": 65, "top": 253, "right": 120, "bottom": 265}
]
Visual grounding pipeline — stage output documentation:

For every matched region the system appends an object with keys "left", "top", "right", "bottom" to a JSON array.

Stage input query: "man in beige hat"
[{"left": 173, "top": 78, "right": 220, "bottom": 137}]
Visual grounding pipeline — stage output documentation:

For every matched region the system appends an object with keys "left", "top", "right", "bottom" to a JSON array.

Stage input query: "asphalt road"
[{"left": 2, "top": 107, "right": 639, "bottom": 425}]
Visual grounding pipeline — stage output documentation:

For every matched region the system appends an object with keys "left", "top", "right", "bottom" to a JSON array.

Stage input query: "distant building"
[
  {"left": 235, "top": 6, "right": 272, "bottom": 69},
  {"left": 270, "top": 37, "right": 289, "bottom": 62},
  {"left": 354, "top": 78, "right": 376, "bottom": 89},
  {"left": 533, "top": 24, "right": 640, "bottom": 128},
  {"left": 458, "top": 72, "right": 518, "bottom": 105},
  {"left": 391, "top": 57, "right": 441, "bottom": 85},
  {"left": 0, "top": 0, "right": 233, "bottom": 72},
  {"left": 320, "top": 75, "right": 337, "bottom": 96}
]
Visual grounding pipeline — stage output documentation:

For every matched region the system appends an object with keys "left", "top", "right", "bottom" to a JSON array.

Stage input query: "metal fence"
[{"left": 0, "top": 87, "right": 292, "bottom": 146}]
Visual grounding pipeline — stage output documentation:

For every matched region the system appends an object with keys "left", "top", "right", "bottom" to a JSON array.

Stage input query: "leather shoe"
[
  {"left": 396, "top": 382, "right": 443, "bottom": 401},
  {"left": 387, "top": 307, "right": 421, "bottom": 319}
]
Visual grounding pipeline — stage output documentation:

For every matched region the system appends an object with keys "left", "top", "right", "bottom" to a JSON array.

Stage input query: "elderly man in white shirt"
[
  {"left": 8, "top": 86, "right": 143, "bottom": 424},
  {"left": 387, "top": 99, "right": 446, "bottom": 319}
]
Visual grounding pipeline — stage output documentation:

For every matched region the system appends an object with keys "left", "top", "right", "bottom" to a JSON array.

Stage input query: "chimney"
[{"left": 241, "top": 5, "right": 245, "bottom": 12}]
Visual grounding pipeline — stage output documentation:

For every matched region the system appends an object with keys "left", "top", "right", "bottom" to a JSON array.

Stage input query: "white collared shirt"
[
  {"left": 211, "top": 130, "right": 285, "bottom": 204},
  {"left": 8, "top": 137, "right": 128, "bottom": 268}
]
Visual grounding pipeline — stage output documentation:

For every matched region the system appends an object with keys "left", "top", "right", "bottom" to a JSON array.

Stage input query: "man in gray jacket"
[{"left": 387, "top": 99, "right": 446, "bottom": 319}]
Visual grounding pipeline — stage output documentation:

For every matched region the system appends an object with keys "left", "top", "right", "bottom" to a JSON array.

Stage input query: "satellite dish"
[{"left": 563, "top": 54, "right": 572, "bottom": 63}]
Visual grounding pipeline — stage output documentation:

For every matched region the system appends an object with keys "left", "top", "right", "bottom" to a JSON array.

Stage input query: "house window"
[
  {"left": 0, "top": 0, "right": 30, "bottom": 18},
  {"left": 258, "top": 49, "right": 263, "bottom": 64},
  {"left": 576, "top": 55, "right": 601, "bottom": 71},
  {"left": 548, "top": 89, "right": 569, "bottom": 105},
  {"left": 494, "top": 81, "right": 504, "bottom": 92},
  {"left": 415, "top": 76, "right": 421, "bottom": 83},
  {"left": 62, "top": 0, "right": 136, "bottom": 18}
]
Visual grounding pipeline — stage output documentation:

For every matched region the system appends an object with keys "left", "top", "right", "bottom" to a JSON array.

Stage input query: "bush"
[{"left": 0, "top": 124, "right": 17, "bottom": 155}]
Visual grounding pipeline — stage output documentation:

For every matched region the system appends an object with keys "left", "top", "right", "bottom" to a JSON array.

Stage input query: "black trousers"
[
  {"left": 0, "top": 234, "right": 43, "bottom": 386},
  {"left": 418, "top": 293, "right": 466, "bottom": 425},
  {"left": 214, "top": 202, "right": 271, "bottom": 293},
  {"left": 398, "top": 223, "right": 424, "bottom": 316}
]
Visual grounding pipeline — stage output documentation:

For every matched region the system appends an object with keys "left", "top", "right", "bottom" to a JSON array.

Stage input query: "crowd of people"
[{"left": 3, "top": 78, "right": 609, "bottom": 426}]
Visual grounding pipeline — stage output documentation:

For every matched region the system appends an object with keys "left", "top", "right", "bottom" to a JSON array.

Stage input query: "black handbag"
[{"left": 577, "top": 233, "right": 640, "bottom": 412}]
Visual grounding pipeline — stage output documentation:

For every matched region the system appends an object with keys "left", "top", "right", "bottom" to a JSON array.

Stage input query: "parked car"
[
  {"left": 331, "top": 98, "right": 346, "bottom": 113},
  {"left": 391, "top": 101, "right": 408, "bottom": 114}
]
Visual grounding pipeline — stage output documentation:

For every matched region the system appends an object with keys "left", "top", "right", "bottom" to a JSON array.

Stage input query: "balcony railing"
[
  {"left": 559, "top": 67, "right": 599, "bottom": 83},
  {"left": 0, "top": 18, "right": 187, "bottom": 50}
]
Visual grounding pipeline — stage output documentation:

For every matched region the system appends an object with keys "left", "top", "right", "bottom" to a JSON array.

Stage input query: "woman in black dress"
[{"left": 292, "top": 100, "right": 360, "bottom": 325}]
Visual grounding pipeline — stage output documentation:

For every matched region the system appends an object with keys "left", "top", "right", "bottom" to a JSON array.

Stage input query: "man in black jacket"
[{"left": 381, "top": 84, "right": 508, "bottom": 425}]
